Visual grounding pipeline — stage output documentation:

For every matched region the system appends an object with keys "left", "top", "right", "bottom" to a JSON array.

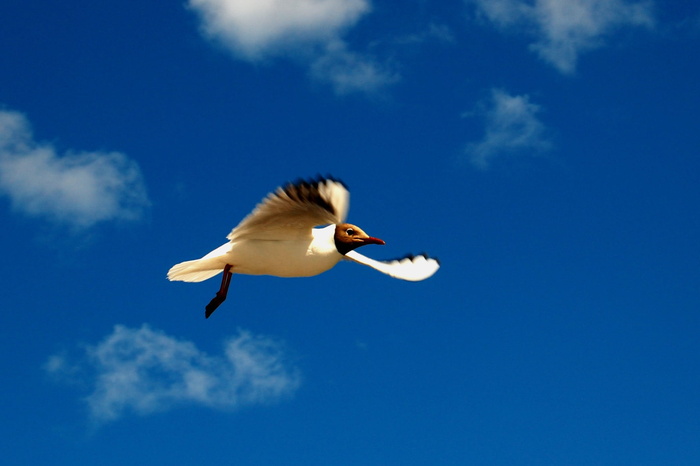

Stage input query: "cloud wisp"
[
  {"left": 188, "top": 0, "right": 396, "bottom": 93},
  {"left": 308, "top": 40, "right": 399, "bottom": 94},
  {"left": 465, "top": 89, "right": 552, "bottom": 169},
  {"left": 0, "top": 109, "right": 149, "bottom": 229},
  {"left": 45, "top": 325, "right": 301, "bottom": 423},
  {"left": 471, "top": 0, "right": 654, "bottom": 73}
]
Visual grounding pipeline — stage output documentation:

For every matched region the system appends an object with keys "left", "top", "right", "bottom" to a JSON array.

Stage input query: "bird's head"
[{"left": 334, "top": 222, "right": 385, "bottom": 255}]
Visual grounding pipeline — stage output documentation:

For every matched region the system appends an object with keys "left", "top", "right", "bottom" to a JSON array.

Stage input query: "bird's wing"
[
  {"left": 228, "top": 176, "right": 350, "bottom": 241},
  {"left": 344, "top": 250, "right": 440, "bottom": 281}
]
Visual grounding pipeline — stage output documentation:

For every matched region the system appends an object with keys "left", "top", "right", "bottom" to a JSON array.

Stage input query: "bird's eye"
[{"left": 346, "top": 228, "right": 355, "bottom": 236}]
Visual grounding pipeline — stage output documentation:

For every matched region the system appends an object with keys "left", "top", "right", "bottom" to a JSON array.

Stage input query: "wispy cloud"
[
  {"left": 188, "top": 0, "right": 397, "bottom": 93},
  {"left": 392, "top": 23, "right": 456, "bottom": 45},
  {"left": 45, "top": 325, "right": 301, "bottom": 423},
  {"left": 465, "top": 89, "right": 552, "bottom": 169},
  {"left": 0, "top": 109, "right": 149, "bottom": 229},
  {"left": 309, "top": 40, "right": 399, "bottom": 94},
  {"left": 471, "top": 0, "right": 654, "bottom": 73}
]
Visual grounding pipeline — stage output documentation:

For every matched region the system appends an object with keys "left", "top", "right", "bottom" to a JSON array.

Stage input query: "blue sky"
[{"left": 1, "top": 0, "right": 700, "bottom": 464}]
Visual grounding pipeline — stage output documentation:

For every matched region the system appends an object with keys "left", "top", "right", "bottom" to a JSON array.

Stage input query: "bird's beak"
[{"left": 363, "top": 236, "right": 386, "bottom": 246}]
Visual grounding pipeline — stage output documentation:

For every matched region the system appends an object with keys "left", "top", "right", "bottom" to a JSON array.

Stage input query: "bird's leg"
[{"left": 205, "top": 264, "right": 233, "bottom": 318}]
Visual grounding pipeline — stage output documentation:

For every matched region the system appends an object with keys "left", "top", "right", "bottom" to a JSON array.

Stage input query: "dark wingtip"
[
  {"left": 320, "top": 174, "right": 348, "bottom": 190},
  {"left": 286, "top": 174, "right": 347, "bottom": 192},
  {"left": 281, "top": 175, "right": 347, "bottom": 218}
]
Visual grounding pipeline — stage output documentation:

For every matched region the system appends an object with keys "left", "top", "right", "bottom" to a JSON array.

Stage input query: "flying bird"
[{"left": 168, "top": 176, "right": 440, "bottom": 318}]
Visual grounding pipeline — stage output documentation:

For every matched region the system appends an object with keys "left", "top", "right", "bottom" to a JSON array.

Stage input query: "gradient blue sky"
[{"left": 2, "top": 1, "right": 700, "bottom": 464}]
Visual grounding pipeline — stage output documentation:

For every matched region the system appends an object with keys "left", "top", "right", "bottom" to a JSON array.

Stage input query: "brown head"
[{"left": 333, "top": 222, "right": 385, "bottom": 255}]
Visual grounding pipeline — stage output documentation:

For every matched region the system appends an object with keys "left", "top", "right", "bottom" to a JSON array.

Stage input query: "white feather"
[{"left": 344, "top": 250, "right": 440, "bottom": 282}]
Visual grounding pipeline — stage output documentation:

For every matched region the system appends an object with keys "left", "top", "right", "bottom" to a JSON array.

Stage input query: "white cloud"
[
  {"left": 188, "top": 0, "right": 397, "bottom": 93},
  {"left": 0, "top": 109, "right": 149, "bottom": 228},
  {"left": 46, "top": 325, "right": 301, "bottom": 422},
  {"left": 465, "top": 89, "right": 552, "bottom": 169},
  {"left": 189, "top": 0, "right": 369, "bottom": 59},
  {"left": 471, "top": 0, "right": 654, "bottom": 73}
]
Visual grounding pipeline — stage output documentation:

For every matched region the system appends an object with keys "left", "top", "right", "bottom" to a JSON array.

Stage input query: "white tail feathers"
[
  {"left": 167, "top": 260, "right": 224, "bottom": 282},
  {"left": 167, "top": 242, "right": 230, "bottom": 282}
]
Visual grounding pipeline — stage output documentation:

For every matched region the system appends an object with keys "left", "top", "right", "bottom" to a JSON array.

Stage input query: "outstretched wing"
[
  {"left": 344, "top": 250, "right": 440, "bottom": 281},
  {"left": 228, "top": 176, "right": 350, "bottom": 241}
]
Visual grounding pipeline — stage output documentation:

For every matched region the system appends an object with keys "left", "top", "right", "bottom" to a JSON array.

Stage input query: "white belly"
[{"left": 225, "top": 236, "right": 341, "bottom": 277}]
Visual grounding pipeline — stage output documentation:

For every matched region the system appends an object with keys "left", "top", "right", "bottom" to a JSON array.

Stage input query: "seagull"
[{"left": 168, "top": 176, "right": 440, "bottom": 318}]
